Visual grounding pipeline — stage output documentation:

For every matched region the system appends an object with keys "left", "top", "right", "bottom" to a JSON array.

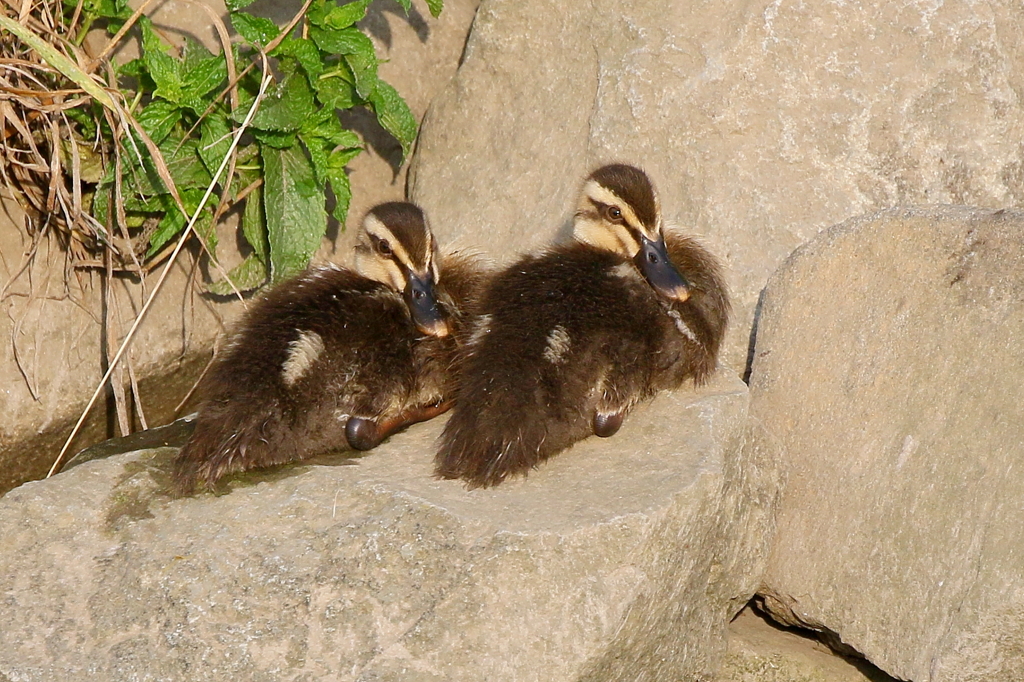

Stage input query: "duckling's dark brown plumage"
[
  {"left": 173, "top": 203, "right": 488, "bottom": 494},
  {"left": 435, "top": 167, "right": 729, "bottom": 488}
]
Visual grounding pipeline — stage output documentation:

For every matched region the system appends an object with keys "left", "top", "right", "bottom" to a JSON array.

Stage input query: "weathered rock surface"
[
  {"left": 717, "top": 608, "right": 893, "bottom": 682},
  {"left": 409, "top": 0, "right": 1024, "bottom": 371},
  {"left": 0, "top": 373, "right": 777, "bottom": 681},
  {"left": 748, "top": 206, "right": 1024, "bottom": 681}
]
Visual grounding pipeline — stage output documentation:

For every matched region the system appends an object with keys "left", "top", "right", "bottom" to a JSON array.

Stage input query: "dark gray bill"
[
  {"left": 405, "top": 272, "right": 450, "bottom": 337},
  {"left": 634, "top": 233, "right": 690, "bottom": 302}
]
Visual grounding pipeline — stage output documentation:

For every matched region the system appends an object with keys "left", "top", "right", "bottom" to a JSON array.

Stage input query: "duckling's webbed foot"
[
  {"left": 346, "top": 401, "right": 453, "bottom": 451},
  {"left": 345, "top": 417, "right": 384, "bottom": 451},
  {"left": 593, "top": 410, "right": 625, "bottom": 437}
]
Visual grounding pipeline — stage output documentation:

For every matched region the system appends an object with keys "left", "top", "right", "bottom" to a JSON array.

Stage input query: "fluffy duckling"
[
  {"left": 435, "top": 164, "right": 729, "bottom": 488},
  {"left": 173, "top": 202, "right": 488, "bottom": 494}
]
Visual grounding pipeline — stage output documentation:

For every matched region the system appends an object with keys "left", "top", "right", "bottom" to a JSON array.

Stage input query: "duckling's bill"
[
  {"left": 405, "top": 271, "right": 450, "bottom": 337},
  {"left": 635, "top": 233, "right": 690, "bottom": 303}
]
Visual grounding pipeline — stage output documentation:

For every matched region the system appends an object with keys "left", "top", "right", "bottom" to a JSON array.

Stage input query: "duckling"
[
  {"left": 435, "top": 164, "right": 729, "bottom": 488},
  {"left": 173, "top": 201, "right": 489, "bottom": 494}
]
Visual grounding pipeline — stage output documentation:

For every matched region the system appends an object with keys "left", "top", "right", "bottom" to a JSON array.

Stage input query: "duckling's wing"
[
  {"left": 437, "top": 250, "right": 495, "bottom": 319},
  {"left": 663, "top": 230, "right": 731, "bottom": 382},
  {"left": 173, "top": 268, "right": 416, "bottom": 493}
]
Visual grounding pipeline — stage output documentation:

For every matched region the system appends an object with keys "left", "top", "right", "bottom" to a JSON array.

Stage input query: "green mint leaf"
[
  {"left": 368, "top": 79, "right": 417, "bottom": 159},
  {"left": 146, "top": 195, "right": 186, "bottom": 256},
  {"left": 224, "top": 0, "right": 258, "bottom": 11},
  {"left": 180, "top": 39, "right": 228, "bottom": 108},
  {"left": 117, "top": 57, "right": 145, "bottom": 79},
  {"left": 146, "top": 189, "right": 213, "bottom": 257},
  {"left": 262, "top": 145, "right": 327, "bottom": 280},
  {"left": 326, "top": 147, "right": 356, "bottom": 223},
  {"left": 247, "top": 74, "right": 316, "bottom": 132},
  {"left": 343, "top": 49, "right": 379, "bottom": 100},
  {"left": 305, "top": 0, "right": 331, "bottom": 28},
  {"left": 207, "top": 254, "right": 268, "bottom": 294},
  {"left": 315, "top": 73, "right": 360, "bottom": 110},
  {"left": 425, "top": 0, "right": 443, "bottom": 18},
  {"left": 161, "top": 138, "right": 214, "bottom": 190},
  {"left": 71, "top": 0, "right": 132, "bottom": 20},
  {"left": 231, "top": 12, "right": 280, "bottom": 48},
  {"left": 394, "top": 0, "right": 411, "bottom": 13},
  {"left": 135, "top": 99, "right": 180, "bottom": 145},
  {"left": 199, "top": 111, "right": 232, "bottom": 179},
  {"left": 308, "top": 25, "right": 373, "bottom": 57},
  {"left": 241, "top": 184, "right": 268, "bottom": 262},
  {"left": 140, "top": 20, "right": 184, "bottom": 105},
  {"left": 272, "top": 37, "right": 324, "bottom": 80},
  {"left": 195, "top": 206, "right": 218, "bottom": 257},
  {"left": 304, "top": 136, "right": 330, "bottom": 185},
  {"left": 119, "top": 134, "right": 211, "bottom": 199},
  {"left": 92, "top": 182, "right": 112, "bottom": 226},
  {"left": 300, "top": 107, "right": 361, "bottom": 149},
  {"left": 253, "top": 129, "right": 299, "bottom": 148},
  {"left": 320, "top": 0, "right": 370, "bottom": 29}
]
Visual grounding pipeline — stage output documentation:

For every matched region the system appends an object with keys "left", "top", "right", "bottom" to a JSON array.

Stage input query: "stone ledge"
[{"left": 0, "top": 372, "right": 772, "bottom": 681}]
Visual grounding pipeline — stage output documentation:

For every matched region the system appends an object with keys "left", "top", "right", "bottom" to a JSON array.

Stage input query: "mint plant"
[{"left": 75, "top": 0, "right": 435, "bottom": 292}]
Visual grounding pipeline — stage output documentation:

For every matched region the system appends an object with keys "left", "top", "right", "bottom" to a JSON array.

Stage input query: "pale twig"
[
  {"left": 127, "top": 353, "right": 147, "bottom": 430},
  {"left": 104, "top": 248, "right": 131, "bottom": 436},
  {"left": 47, "top": 55, "right": 274, "bottom": 478},
  {"left": 173, "top": 342, "right": 217, "bottom": 415}
]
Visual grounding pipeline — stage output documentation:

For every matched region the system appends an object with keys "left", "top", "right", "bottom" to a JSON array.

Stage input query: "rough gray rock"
[
  {"left": 409, "top": 0, "right": 1024, "bottom": 371},
  {"left": 0, "top": 372, "right": 777, "bottom": 681},
  {"left": 748, "top": 206, "right": 1024, "bottom": 681}
]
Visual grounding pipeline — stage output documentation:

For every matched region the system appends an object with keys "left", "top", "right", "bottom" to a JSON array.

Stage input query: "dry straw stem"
[
  {"left": 47, "top": 56, "right": 274, "bottom": 477},
  {"left": 1, "top": 0, "right": 246, "bottom": 285}
]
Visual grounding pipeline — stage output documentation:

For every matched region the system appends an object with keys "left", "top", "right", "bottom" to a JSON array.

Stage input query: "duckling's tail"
[
  {"left": 435, "top": 373, "right": 575, "bottom": 488},
  {"left": 171, "top": 399, "right": 287, "bottom": 495}
]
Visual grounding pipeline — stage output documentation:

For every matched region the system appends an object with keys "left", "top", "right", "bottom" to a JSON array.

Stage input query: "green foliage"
[{"left": 72, "top": 0, "right": 440, "bottom": 291}]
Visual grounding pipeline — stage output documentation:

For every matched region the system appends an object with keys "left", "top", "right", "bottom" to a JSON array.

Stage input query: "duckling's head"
[
  {"left": 356, "top": 202, "right": 449, "bottom": 337},
  {"left": 573, "top": 164, "right": 690, "bottom": 303}
]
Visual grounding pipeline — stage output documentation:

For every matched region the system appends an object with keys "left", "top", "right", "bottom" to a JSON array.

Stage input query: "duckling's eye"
[
  {"left": 604, "top": 205, "right": 623, "bottom": 222},
  {"left": 647, "top": 251, "right": 660, "bottom": 264},
  {"left": 375, "top": 239, "right": 393, "bottom": 257}
]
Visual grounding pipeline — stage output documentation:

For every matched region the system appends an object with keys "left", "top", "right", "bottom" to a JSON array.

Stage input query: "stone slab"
[
  {"left": 749, "top": 206, "right": 1024, "bottom": 681},
  {"left": 0, "top": 373, "right": 775, "bottom": 681}
]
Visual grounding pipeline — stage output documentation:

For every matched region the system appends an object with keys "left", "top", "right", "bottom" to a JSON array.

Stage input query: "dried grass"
[{"left": 0, "top": 0, "right": 278, "bottom": 473}]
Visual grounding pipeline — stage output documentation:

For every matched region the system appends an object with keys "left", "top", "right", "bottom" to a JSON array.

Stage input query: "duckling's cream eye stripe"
[
  {"left": 362, "top": 214, "right": 416, "bottom": 272},
  {"left": 573, "top": 216, "right": 640, "bottom": 257},
  {"left": 582, "top": 181, "right": 646, "bottom": 232}
]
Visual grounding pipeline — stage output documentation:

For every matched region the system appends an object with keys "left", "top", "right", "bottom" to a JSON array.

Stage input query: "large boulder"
[
  {"left": 408, "top": 0, "right": 1024, "bottom": 371},
  {"left": 0, "top": 372, "right": 778, "bottom": 681},
  {"left": 748, "top": 206, "right": 1024, "bottom": 680}
]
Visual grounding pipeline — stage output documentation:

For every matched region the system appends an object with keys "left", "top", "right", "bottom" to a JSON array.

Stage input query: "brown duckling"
[
  {"left": 435, "top": 164, "right": 729, "bottom": 488},
  {"left": 173, "top": 201, "right": 489, "bottom": 494}
]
